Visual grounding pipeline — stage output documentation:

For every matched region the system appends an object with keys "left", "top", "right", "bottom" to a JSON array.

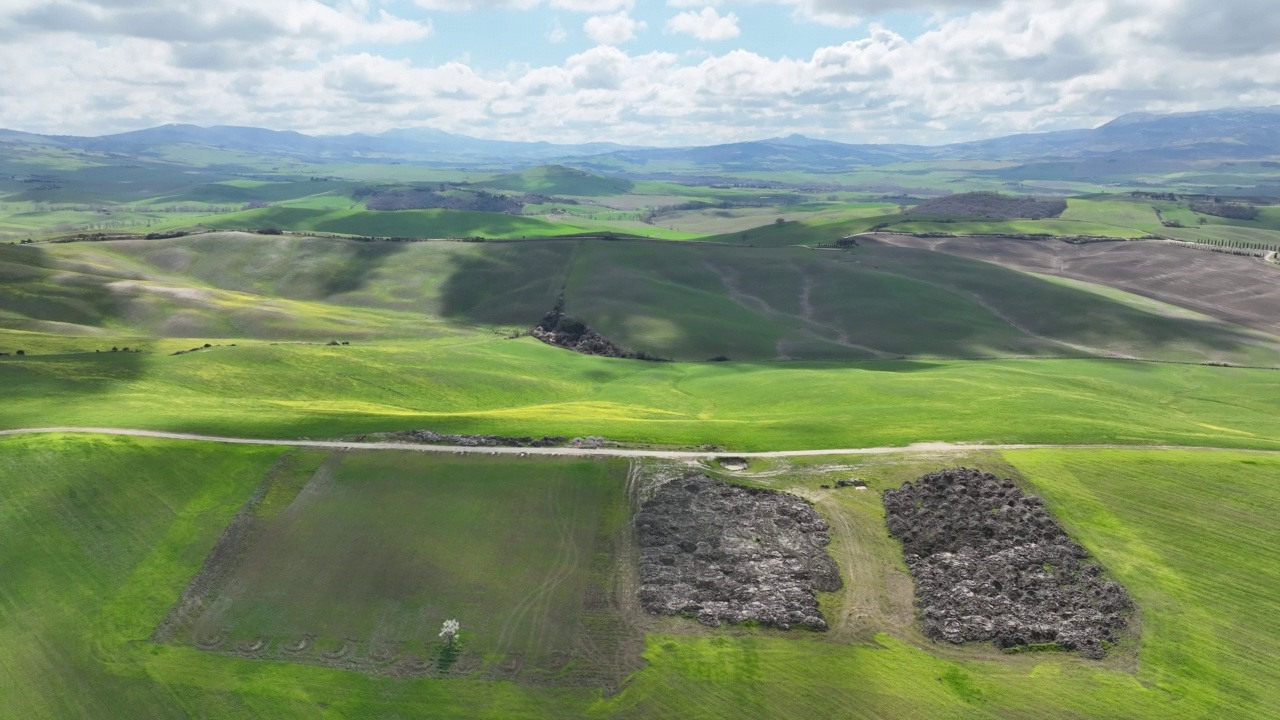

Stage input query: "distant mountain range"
[
  {"left": 25, "top": 123, "right": 634, "bottom": 163},
  {"left": 3, "top": 106, "right": 1280, "bottom": 172}
]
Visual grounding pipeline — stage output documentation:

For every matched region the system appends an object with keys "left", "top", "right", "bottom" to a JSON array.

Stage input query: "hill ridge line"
[{"left": 1, "top": 427, "right": 1276, "bottom": 458}]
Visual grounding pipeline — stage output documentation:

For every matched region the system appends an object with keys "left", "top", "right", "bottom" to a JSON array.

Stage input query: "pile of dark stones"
[
  {"left": 635, "top": 475, "right": 842, "bottom": 630},
  {"left": 390, "top": 429, "right": 567, "bottom": 447},
  {"left": 883, "top": 467, "right": 1132, "bottom": 658},
  {"left": 531, "top": 297, "right": 667, "bottom": 361}
]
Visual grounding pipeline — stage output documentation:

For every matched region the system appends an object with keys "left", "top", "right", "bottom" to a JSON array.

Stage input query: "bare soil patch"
[
  {"left": 883, "top": 467, "right": 1133, "bottom": 658},
  {"left": 875, "top": 235, "right": 1280, "bottom": 336},
  {"left": 635, "top": 475, "right": 842, "bottom": 630}
]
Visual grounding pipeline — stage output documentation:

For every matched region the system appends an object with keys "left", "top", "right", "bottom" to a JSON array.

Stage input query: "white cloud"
[
  {"left": 551, "top": 0, "right": 635, "bottom": 11},
  {"left": 413, "top": 0, "right": 635, "bottom": 9},
  {"left": 547, "top": 19, "right": 568, "bottom": 42},
  {"left": 414, "top": 0, "right": 541, "bottom": 9},
  {"left": 583, "top": 12, "right": 645, "bottom": 45},
  {"left": 666, "top": 7, "right": 740, "bottom": 40},
  {"left": 2, "top": 0, "right": 433, "bottom": 46},
  {"left": 1, "top": 0, "right": 1279, "bottom": 146}
]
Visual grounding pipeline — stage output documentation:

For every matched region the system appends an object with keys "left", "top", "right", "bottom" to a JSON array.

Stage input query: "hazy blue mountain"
[
  {"left": 940, "top": 107, "right": 1280, "bottom": 160},
  {"left": 36, "top": 123, "right": 639, "bottom": 163},
  {"left": 3, "top": 106, "right": 1279, "bottom": 172}
]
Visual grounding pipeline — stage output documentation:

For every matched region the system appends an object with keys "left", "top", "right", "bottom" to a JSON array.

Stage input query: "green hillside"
[
  {"left": 565, "top": 241, "right": 1279, "bottom": 364},
  {"left": 4, "top": 174, "right": 1280, "bottom": 720},
  {"left": 474, "top": 165, "right": 636, "bottom": 196},
  {"left": 0, "top": 233, "right": 577, "bottom": 337},
  {"left": 191, "top": 205, "right": 602, "bottom": 238},
  {"left": 4, "top": 234, "right": 1277, "bottom": 367}
]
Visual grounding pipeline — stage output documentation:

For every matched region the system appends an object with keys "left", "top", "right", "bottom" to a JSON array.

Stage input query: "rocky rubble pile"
[
  {"left": 883, "top": 468, "right": 1132, "bottom": 658},
  {"left": 635, "top": 476, "right": 842, "bottom": 630},
  {"left": 389, "top": 429, "right": 568, "bottom": 447}
]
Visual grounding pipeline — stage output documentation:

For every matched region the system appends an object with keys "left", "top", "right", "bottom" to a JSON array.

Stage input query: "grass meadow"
[
  {"left": 177, "top": 451, "right": 633, "bottom": 685},
  {"left": 2, "top": 337, "right": 1280, "bottom": 451},
  {"left": 565, "top": 241, "right": 1280, "bottom": 364},
  {"left": 3, "top": 435, "right": 1277, "bottom": 718},
  {"left": 3, "top": 182, "right": 1280, "bottom": 719},
  {"left": 6, "top": 234, "right": 1277, "bottom": 366}
]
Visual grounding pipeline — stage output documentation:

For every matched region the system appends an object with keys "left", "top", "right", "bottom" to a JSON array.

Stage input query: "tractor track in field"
[
  {"left": 703, "top": 258, "right": 892, "bottom": 359},
  {"left": 2, "top": 427, "right": 1278, "bottom": 458}
]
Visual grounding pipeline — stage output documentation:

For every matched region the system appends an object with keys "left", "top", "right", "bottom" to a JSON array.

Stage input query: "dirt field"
[
  {"left": 158, "top": 450, "right": 640, "bottom": 687},
  {"left": 872, "top": 235, "right": 1280, "bottom": 336}
]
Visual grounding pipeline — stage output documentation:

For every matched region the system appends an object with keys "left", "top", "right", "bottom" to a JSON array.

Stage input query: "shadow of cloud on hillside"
[
  {"left": 707, "top": 358, "right": 946, "bottom": 373},
  {"left": 438, "top": 243, "right": 575, "bottom": 327},
  {"left": 0, "top": 351, "right": 150, "bottom": 429},
  {"left": 0, "top": 243, "right": 136, "bottom": 332},
  {"left": 522, "top": 239, "right": 1280, "bottom": 367},
  {"left": 0, "top": 244, "right": 163, "bottom": 413},
  {"left": 316, "top": 240, "right": 409, "bottom": 299}
]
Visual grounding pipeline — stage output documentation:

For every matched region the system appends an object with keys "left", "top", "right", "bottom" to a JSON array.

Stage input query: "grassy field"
[
  {"left": 1005, "top": 449, "right": 1280, "bottom": 717},
  {"left": 565, "top": 241, "right": 1280, "bottom": 364},
  {"left": 4, "top": 435, "right": 1277, "bottom": 718},
  {"left": 191, "top": 206, "right": 603, "bottom": 238},
  {"left": 608, "top": 448, "right": 1280, "bottom": 718},
  {"left": 2, "top": 337, "right": 1280, "bottom": 450},
  {"left": 0, "top": 234, "right": 573, "bottom": 338},
  {"left": 10, "top": 234, "right": 1275, "bottom": 365},
  {"left": 4, "top": 123, "right": 1280, "bottom": 720},
  {"left": 171, "top": 450, "right": 632, "bottom": 685}
]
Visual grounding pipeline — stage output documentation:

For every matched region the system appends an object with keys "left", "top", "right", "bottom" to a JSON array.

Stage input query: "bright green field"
[
  {"left": 177, "top": 450, "right": 631, "bottom": 685},
  {"left": 3, "top": 337, "right": 1280, "bottom": 451},
  {"left": 193, "top": 206, "right": 602, "bottom": 238},
  {"left": 3, "top": 435, "right": 1278, "bottom": 718}
]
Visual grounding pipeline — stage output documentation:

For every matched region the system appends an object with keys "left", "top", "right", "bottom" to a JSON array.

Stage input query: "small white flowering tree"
[{"left": 439, "top": 619, "right": 460, "bottom": 648}]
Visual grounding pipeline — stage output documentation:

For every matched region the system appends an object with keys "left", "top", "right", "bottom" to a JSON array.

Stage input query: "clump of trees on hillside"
[
  {"left": 907, "top": 192, "right": 1068, "bottom": 220},
  {"left": 530, "top": 296, "right": 668, "bottom": 362},
  {"left": 1189, "top": 201, "right": 1260, "bottom": 221},
  {"left": 362, "top": 188, "right": 522, "bottom": 213}
]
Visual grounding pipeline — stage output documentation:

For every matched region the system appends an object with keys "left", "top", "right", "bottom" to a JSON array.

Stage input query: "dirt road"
[{"left": 1, "top": 426, "right": 1277, "bottom": 458}]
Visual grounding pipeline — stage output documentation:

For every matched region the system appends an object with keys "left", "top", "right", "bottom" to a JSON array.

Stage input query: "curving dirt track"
[{"left": 2, "top": 427, "right": 1279, "bottom": 458}]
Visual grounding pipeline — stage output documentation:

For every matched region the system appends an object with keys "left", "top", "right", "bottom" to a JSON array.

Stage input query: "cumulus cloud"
[
  {"left": 414, "top": 0, "right": 541, "bottom": 9},
  {"left": 788, "top": 0, "right": 998, "bottom": 25},
  {"left": 583, "top": 12, "right": 645, "bottom": 44},
  {"left": 414, "top": 0, "right": 633, "bottom": 9},
  {"left": 1159, "top": 0, "right": 1280, "bottom": 58},
  {"left": 6, "top": 0, "right": 432, "bottom": 45},
  {"left": 0, "top": 0, "right": 1278, "bottom": 145},
  {"left": 666, "top": 7, "right": 740, "bottom": 40},
  {"left": 551, "top": 0, "right": 635, "bottom": 11}
]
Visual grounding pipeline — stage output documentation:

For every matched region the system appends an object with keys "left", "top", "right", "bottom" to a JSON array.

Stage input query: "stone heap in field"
[
  {"left": 635, "top": 476, "right": 841, "bottom": 630},
  {"left": 883, "top": 467, "right": 1132, "bottom": 658}
]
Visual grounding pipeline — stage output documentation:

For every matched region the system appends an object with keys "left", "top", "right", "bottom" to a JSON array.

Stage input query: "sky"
[{"left": 0, "top": 0, "right": 1277, "bottom": 146}]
